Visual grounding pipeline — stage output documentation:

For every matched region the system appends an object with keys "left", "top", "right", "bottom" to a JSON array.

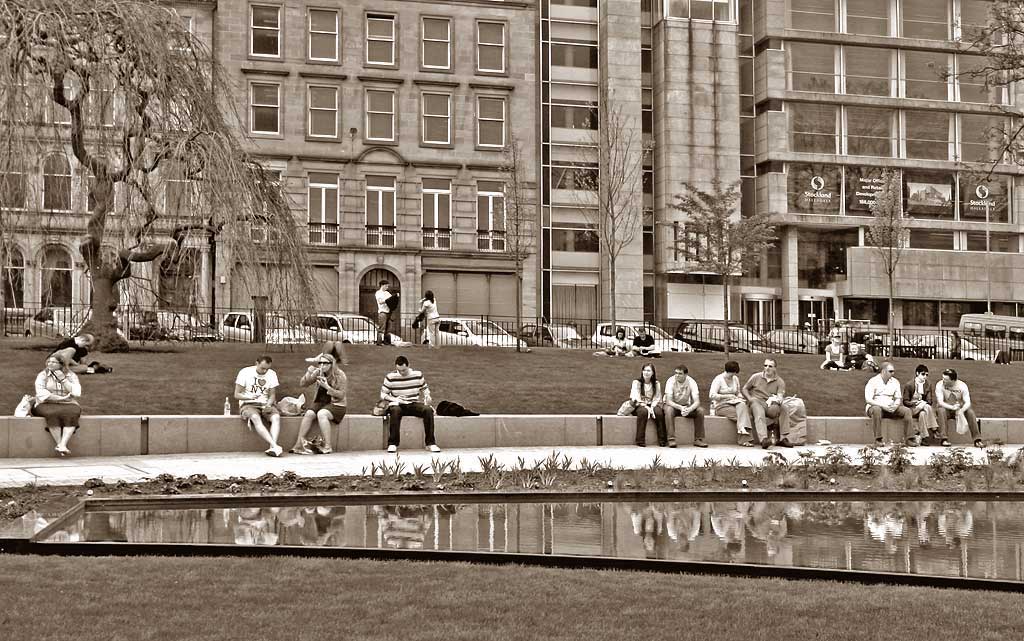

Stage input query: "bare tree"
[
  {"left": 0, "top": 0, "right": 314, "bottom": 350},
  {"left": 500, "top": 135, "right": 536, "bottom": 352},
  {"left": 864, "top": 169, "right": 909, "bottom": 347},
  {"left": 671, "top": 180, "right": 776, "bottom": 356},
  {"left": 573, "top": 93, "right": 650, "bottom": 329}
]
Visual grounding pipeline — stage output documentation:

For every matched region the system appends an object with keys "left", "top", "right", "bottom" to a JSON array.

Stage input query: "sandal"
[
  {"left": 739, "top": 440, "right": 755, "bottom": 447},
  {"left": 940, "top": 439, "right": 951, "bottom": 447}
]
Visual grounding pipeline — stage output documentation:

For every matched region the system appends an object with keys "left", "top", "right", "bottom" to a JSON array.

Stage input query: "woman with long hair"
[
  {"left": 290, "top": 352, "right": 348, "bottom": 454},
  {"left": 630, "top": 363, "right": 665, "bottom": 446},
  {"left": 32, "top": 353, "right": 83, "bottom": 456},
  {"left": 419, "top": 290, "right": 440, "bottom": 348}
]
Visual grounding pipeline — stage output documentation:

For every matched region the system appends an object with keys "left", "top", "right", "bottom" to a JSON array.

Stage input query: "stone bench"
[{"left": 0, "top": 414, "right": 1020, "bottom": 458}]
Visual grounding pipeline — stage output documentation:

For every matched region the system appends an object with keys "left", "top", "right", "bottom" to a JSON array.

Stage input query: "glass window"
[
  {"left": 309, "top": 9, "right": 338, "bottom": 61},
  {"left": 965, "top": 232, "right": 1017, "bottom": 252},
  {"left": 550, "top": 43, "right": 598, "bottom": 69},
  {"left": 957, "top": 55, "right": 1006, "bottom": 104},
  {"left": 551, "top": 228, "right": 600, "bottom": 252},
  {"left": 422, "top": 17, "right": 451, "bottom": 69},
  {"left": 959, "top": 175, "right": 1009, "bottom": 223},
  {"left": 845, "top": 106, "right": 894, "bottom": 157},
  {"left": 787, "top": 163, "right": 842, "bottom": 215},
  {"left": 366, "top": 176, "right": 396, "bottom": 247},
  {"left": 307, "top": 86, "right": 338, "bottom": 138},
  {"left": 846, "top": 0, "right": 889, "bottom": 36},
  {"left": 0, "top": 168, "right": 27, "bottom": 209},
  {"left": 41, "top": 246, "right": 72, "bottom": 307},
  {"left": 959, "top": 114, "right": 1006, "bottom": 164},
  {"left": 477, "top": 182, "right": 506, "bottom": 251},
  {"left": 786, "top": 42, "right": 836, "bottom": 93},
  {"left": 42, "top": 154, "right": 72, "bottom": 211},
  {"left": 844, "top": 298, "right": 889, "bottom": 325},
  {"left": 422, "top": 178, "right": 452, "bottom": 249},
  {"left": 959, "top": 0, "right": 993, "bottom": 40},
  {"left": 249, "top": 82, "right": 279, "bottom": 134},
  {"left": 786, "top": 0, "right": 835, "bottom": 31},
  {"left": 2, "top": 246, "right": 24, "bottom": 308},
  {"left": 788, "top": 103, "right": 837, "bottom": 154},
  {"left": 909, "top": 230, "right": 954, "bottom": 250},
  {"left": 904, "top": 51, "right": 951, "bottom": 100},
  {"left": 367, "top": 14, "right": 395, "bottom": 65},
  {"left": 904, "top": 111, "right": 951, "bottom": 160},
  {"left": 477, "top": 96, "right": 506, "bottom": 147},
  {"left": 797, "top": 228, "right": 858, "bottom": 287},
  {"left": 550, "top": 104, "right": 597, "bottom": 129},
  {"left": 250, "top": 5, "right": 281, "bottom": 57},
  {"left": 846, "top": 166, "right": 889, "bottom": 216},
  {"left": 422, "top": 93, "right": 451, "bottom": 144},
  {"left": 903, "top": 170, "right": 955, "bottom": 220},
  {"left": 477, "top": 21, "right": 506, "bottom": 73},
  {"left": 307, "top": 172, "right": 338, "bottom": 245},
  {"left": 902, "top": 0, "right": 949, "bottom": 39},
  {"left": 844, "top": 47, "right": 892, "bottom": 96},
  {"left": 366, "top": 89, "right": 395, "bottom": 141}
]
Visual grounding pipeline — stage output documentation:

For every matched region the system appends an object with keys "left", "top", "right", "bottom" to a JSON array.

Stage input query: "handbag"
[
  {"left": 14, "top": 394, "right": 35, "bottom": 418},
  {"left": 411, "top": 310, "right": 426, "bottom": 330},
  {"left": 616, "top": 399, "right": 637, "bottom": 416},
  {"left": 371, "top": 399, "right": 391, "bottom": 417}
]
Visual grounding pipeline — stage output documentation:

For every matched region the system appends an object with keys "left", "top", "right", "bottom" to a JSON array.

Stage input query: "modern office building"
[{"left": 4, "top": 0, "right": 1024, "bottom": 332}]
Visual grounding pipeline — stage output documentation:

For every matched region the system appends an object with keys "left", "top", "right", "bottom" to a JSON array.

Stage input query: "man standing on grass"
[
  {"left": 662, "top": 364, "right": 706, "bottom": 448},
  {"left": 375, "top": 280, "right": 392, "bottom": 345},
  {"left": 742, "top": 359, "right": 790, "bottom": 449},
  {"left": 865, "top": 361, "right": 916, "bottom": 446},
  {"left": 381, "top": 355, "right": 440, "bottom": 454},
  {"left": 234, "top": 355, "right": 284, "bottom": 457}
]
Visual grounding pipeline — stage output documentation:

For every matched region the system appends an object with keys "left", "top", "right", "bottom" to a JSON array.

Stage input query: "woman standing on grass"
[
  {"left": 32, "top": 353, "right": 82, "bottom": 456},
  {"left": 419, "top": 290, "right": 440, "bottom": 348}
]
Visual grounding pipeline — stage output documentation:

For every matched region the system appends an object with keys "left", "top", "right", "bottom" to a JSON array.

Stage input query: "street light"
[{"left": 986, "top": 199, "right": 991, "bottom": 314}]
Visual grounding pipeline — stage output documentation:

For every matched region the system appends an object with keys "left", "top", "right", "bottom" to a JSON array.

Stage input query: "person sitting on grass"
[
  {"left": 51, "top": 333, "right": 96, "bottom": 374},
  {"left": 290, "top": 353, "right": 347, "bottom": 455},
  {"left": 663, "top": 363, "right": 707, "bottom": 448},
  {"left": 32, "top": 353, "right": 82, "bottom": 456},
  {"left": 596, "top": 328, "right": 632, "bottom": 357},
  {"left": 381, "top": 355, "right": 441, "bottom": 454},
  {"left": 903, "top": 364, "right": 947, "bottom": 447},
  {"left": 234, "top": 355, "right": 284, "bottom": 457},
  {"left": 935, "top": 368, "right": 984, "bottom": 449},
  {"left": 847, "top": 340, "right": 879, "bottom": 372},
  {"left": 709, "top": 360, "right": 754, "bottom": 446},
  {"left": 630, "top": 363, "right": 666, "bottom": 447},
  {"left": 865, "top": 361, "right": 916, "bottom": 447},
  {"left": 820, "top": 333, "right": 853, "bottom": 370},
  {"left": 631, "top": 326, "right": 660, "bottom": 358}
]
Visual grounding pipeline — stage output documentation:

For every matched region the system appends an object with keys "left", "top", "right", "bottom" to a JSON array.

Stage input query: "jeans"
[
  {"left": 748, "top": 399, "right": 785, "bottom": 442},
  {"left": 377, "top": 311, "right": 392, "bottom": 344},
  {"left": 663, "top": 404, "right": 705, "bottom": 445},
  {"left": 632, "top": 404, "right": 666, "bottom": 446},
  {"left": 386, "top": 402, "right": 436, "bottom": 447},
  {"left": 935, "top": 406, "right": 981, "bottom": 439},
  {"left": 866, "top": 405, "right": 914, "bottom": 440}
]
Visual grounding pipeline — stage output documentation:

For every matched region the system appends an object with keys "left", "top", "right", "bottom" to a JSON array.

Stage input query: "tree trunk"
[
  {"left": 888, "top": 271, "right": 895, "bottom": 359},
  {"left": 80, "top": 275, "right": 129, "bottom": 352},
  {"left": 515, "top": 267, "right": 522, "bottom": 353},
  {"left": 723, "top": 274, "right": 731, "bottom": 357},
  {"left": 609, "top": 257, "right": 617, "bottom": 330}
]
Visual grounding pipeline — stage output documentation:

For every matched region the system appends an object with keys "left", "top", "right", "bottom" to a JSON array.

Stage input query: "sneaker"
[
  {"left": 693, "top": 439, "right": 708, "bottom": 448},
  {"left": 265, "top": 445, "right": 283, "bottom": 457},
  {"left": 940, "top": 439, "right": 951, "bottom": 447},
  {"left": 426, "top": 444, "right": 441, "bottom": 453},
  {"left": 778, "top": 439, "right": 795, "bottom": 448},
  {"left": 318, "top": 446, "right": 333, "bottom": 455},
  {"left": 387, "top": 445, "right": 398, "bottom": 453},
  {"left": 289, "top": 443, "right": 315, "bottom": 455},
  {"left": 667, "top": 439, "right": 677, "bottom": 448}
]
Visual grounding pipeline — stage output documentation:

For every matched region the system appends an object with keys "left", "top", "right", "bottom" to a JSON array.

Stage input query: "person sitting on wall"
[
  {"left": 865, "top": 361, "right": 916, "bottom": 447},
  {"left": 631, "top": 326, "right": 660, "bottom": 358},
  {"left": 32, "top": 352, "right": 83, "bottom": 456},
  {"left": 903, "top": 364, "right": 947, "bottom": 447},
  {"left": 629, "top": 363, "right": 666, "bottom": 447},
  {"left": 663, "top": 363, "right": 707, "bottom": 449},
  {"left": 709, "top": 360, "right": 754, "bottom": 446},
  {"left": 741, "top": 359, "right": 807, "bottom": 448},
  {"left": 935, "top": 368, "right": 984, "bottom": 449},
  {"left": 381, "top": 355, "right": 441, "bottom": 454},
  {"left": 234, "top": 355, "right": 284, "bottom": 457},
  {"left": 290, "top": 352, "right": 347, "bottom": 455}
]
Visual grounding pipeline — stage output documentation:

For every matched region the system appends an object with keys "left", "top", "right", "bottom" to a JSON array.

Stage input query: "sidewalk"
[{"left": 0, "top": 443, "right": 1005, "bottom": 488}]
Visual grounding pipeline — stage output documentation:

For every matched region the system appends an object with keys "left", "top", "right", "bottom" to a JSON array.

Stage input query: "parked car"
[
  {"left": 23, "top": 307, "right": 87, "bottom": 338},
  {"left": 851, "top": 331, "right": 922, "bottom": 358},
  {"left": 763, "top": 329, "right": 824, "bottom": 354},
  {"left": 221, "top": 311, "right": 315, "bottom": 344},
  {"left": 912, "top": 334, "right": 996, "bottom": 361},
  {"left": 592, "top": 322, "right": 692, "bottom": 353},
  {"left": 519, "top": 323, "right": 594, "bottom": 349},
  {"left": 126, "top": 311, "right": 222, "bottom": 342},
  {"left": 300, "top": 312, "right": 409, "bottom": 346},
  {"left": 673, "top": 322, "right": 780, "bottom": 353},
  {"left": 434, "top": 317, "right": 530, "bottom": 349}
]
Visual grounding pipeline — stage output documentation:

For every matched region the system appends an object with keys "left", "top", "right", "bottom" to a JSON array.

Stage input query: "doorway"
[
  {"left": 799, "top": 297, "right": 835, "bottom": 331},
  {"left": 359, "top": 268, "right": 401, "bottom": 319},
  {"left": 743, "top": 297, "right": 780, "bottom": 332}
]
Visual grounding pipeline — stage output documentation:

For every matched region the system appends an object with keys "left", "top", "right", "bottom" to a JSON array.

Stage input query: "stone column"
[{"left": 780, "top": 226, "right": 799, "bottom": 325}]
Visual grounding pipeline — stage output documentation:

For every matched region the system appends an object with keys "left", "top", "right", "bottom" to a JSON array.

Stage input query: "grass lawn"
[
  {"left": 0, "top": 556, "right": 1019, "bottom": 641},
  {"left": 2, "top": 338, "right": 1023, "bottom": 417}
]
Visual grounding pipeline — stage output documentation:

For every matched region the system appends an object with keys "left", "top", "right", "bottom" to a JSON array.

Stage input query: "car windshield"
[{"left": 465, "top": 320, "right": 509, "bottom": 337}]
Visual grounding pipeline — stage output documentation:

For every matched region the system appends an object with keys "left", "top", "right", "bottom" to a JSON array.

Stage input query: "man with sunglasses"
[
  {"left": 865, "top": 361, "right": 916, "bottom": 446},
  {"left": 742, "top": 359, "right": 789, "bottom": 448}
]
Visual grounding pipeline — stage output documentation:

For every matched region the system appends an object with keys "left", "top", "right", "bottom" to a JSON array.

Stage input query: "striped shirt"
[{"left": 381, "top": 369, "right": 429, "bottom": 403}]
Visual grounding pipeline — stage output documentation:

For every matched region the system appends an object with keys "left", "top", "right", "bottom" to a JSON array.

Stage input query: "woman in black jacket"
[{"left": 902, "top": 364, "right": 948, "bottom": 446}]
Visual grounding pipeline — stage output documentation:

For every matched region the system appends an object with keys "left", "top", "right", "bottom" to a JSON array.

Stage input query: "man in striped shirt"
[{"left": 381, "top": 355, "right": 440, "bottom": 453}]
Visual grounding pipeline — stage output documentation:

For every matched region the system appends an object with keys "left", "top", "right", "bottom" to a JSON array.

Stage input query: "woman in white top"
[
  {"left": 32, "top": 353, "right": 83, "bottom": 456},
  {"left": 419, "top": 290, "right": 440, "bottom": 348},
  {"left": 709, "top": 360, "right": 754, "bottom": 445},
  {"left": 821, "top": 334, "right": 852, "bottom": 370},
  {"left": 630, "top": 364, "right": 665, "bottom": 446}
]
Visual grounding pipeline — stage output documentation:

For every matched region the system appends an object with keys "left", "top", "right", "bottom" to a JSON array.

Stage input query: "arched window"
[
  {"left": 41, "top": 246, "right": 73, "bottom": 307},
  {"left": 2, "top": 246, "right": 25, "bottom": 308},
  {"left": 43, "top": 154, "right": 72, "bottom": 212}
]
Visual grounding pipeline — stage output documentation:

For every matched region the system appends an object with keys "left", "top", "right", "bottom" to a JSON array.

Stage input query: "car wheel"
[{"left": 24, "top": 329, "right": 31, "bottom": 337}]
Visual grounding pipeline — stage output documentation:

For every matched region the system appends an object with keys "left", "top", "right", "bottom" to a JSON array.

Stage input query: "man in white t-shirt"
[
  {"left": 375, "top": 281, "right": 391, "bottom": 345},
  {"left": 234, "top": 355, "right": 283, "bottom": 456}
]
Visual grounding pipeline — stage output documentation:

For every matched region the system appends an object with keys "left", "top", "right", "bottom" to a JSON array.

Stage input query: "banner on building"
[
  {"left": 903, "top": 171, "right": 955, "bottom": 219},
  {"left": 845, "top": 166, "right": 890, "bottom": 215},
  {"left": 787, "top": 163, "right": 841, "bottom": 215},
  {"left": 959, "top": 175, "right": 1009, "bottom": 223}
]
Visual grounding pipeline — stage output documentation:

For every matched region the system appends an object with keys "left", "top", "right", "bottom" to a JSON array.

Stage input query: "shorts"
[
  {"left": 240, "top": 404, "right": 280, "bottom": 426},
  {"left": 311, "top": 402, "right": 347, "bottom": 423}
]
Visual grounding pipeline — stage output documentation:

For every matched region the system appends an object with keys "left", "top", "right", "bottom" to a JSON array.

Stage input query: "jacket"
[{"left": 902, "top": 379, "right": 933, "bottom": 408}]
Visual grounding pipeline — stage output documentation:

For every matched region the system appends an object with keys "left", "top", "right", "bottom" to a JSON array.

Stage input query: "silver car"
[
  {"left": 300, "top": 312, "right": 409, "bottom": 346},
  {"left": 221, "top": 311, "right": 315, "bottom": 344}
]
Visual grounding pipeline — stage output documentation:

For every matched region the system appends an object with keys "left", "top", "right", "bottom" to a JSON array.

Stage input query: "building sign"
[
  {"left": 845, "top": 166, "right": 890, "bottom": 216},
  {"left": 787, "top": 163, "right": 841, "bottom": 215},
  {"left": 959, "top": 176, "right": 1009, "bottom": 222},
  {"left": 903, "top": 171, "right": 955, "bottom": 219}
]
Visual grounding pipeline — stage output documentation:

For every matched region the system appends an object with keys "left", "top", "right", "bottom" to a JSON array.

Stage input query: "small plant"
[
  {"left": 986, "top": 445, "right": 1005, "bottom": 466},
  {"left": 560, "top": 454, "right": 574, "bottom": 471},
  {"left": 856, "top": 445, "right": 884, "bottom": 473},
  {"left": 538, "top": 470, "right": 558, "bottom": 488},
  {"left": 927, "top": 447, "right": 974, "bottom": 478},
  {"left": 478, "top": 454, "right": 504, "bottom": 476},
  {"left": 412, "top": 463, "right": 428, "bottom": 482},
  {"left": 578, "top": 457, "right": 603, "bottom": 476},
  {"left": 884, "top": 442, "right": 912, "bottom": 475},
  {"left": 647, "top": 454, "right": 664, "bottom": 472}
]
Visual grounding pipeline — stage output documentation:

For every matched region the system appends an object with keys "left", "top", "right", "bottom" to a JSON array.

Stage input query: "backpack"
[
  {"left": 385, "top": 292, "right": 400, "bottom": 312},
  {"left": 436, "top": 400, "right": 480, "bottom": 417}
]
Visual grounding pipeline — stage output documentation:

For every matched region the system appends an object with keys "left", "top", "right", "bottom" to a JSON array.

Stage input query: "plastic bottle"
[{"left": 224, "top": 397, "right": 232, "bottom": 416}]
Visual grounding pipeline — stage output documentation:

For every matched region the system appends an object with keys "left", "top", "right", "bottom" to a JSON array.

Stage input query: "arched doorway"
[{"left": 359, "top": 268, "right": 400, "bottom": 319}]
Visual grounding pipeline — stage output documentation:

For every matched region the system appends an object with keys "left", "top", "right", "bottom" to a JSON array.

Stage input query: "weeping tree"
[
  {"left": 671, "top": 179, "right": 775, "bottom": 356},
  {"left": 864, "top": 169, "right": 909, "bottom": 349},
  {"left": 0, "top": 0, "right": 314, "bottom": 350},
  {"left": 499, "top": 135, "right": 536, "bottom": 353}
]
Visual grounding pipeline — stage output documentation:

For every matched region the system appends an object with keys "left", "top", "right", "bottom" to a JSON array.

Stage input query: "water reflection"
[{"left": 34, "top": 499, "right": 1024, "bottom": 582}]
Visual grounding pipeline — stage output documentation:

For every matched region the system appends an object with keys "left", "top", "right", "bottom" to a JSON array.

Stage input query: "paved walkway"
[{"left": 0, "top": 442, "right": 1010, "bottom": 488}]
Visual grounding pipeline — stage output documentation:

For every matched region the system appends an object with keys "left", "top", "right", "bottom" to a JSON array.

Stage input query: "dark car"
[
  {"left": 673, "top": 322, "right": 781, "bottom": 353},
  {"left": 519, "top": 323, "right": 594, "bottom": 349}
]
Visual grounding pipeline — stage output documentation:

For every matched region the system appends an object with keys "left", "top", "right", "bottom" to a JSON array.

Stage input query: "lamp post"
[{"left": 986, "top": 199, "right": 992, "bottom": 314}]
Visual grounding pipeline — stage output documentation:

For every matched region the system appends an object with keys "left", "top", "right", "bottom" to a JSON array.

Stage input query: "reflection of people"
[
  {"left": 746, "top": 502, "right": 789, "bottom": 558},
  {"left": 32, "top": 353, "right": 83, "bottom": 456},
  {"left": 234, "top": 355, "right": 283, "bottom": 457},
  {"left": 374, "top": 506, "right": 430, "bottom": 549},
  {"left": 709, "top": 361, "right": 753, "bottom": 446},
  {"left": 865, "top": 505, "right": 906, "bottom": 555},
  {"left": 663, "top": 363, "right": 707, "bottom": 448},
  {"left": 935, "top": 368, "right": 983, "bottom": 448},
  {"left": 903, "top": 364, "right": 945, "bottom": 446},
  {"left": 233, "top": 507, "right": 279, "bottom": 545},
  {"left": 381, "top": 355, "right": 440, "bottom": 453},
  {"left": 629, "top": 504, "right": 667, "bottom": 557},
  {"left": 291, "top": 353, "right": 347, "bottom": 455},
  {"left": 865, "top": 362, "right": 916, "bottom": 446},
  {"left": 937, "top": 504, "right": 974, "bottom": 548},
  {"left": 630, "top": 364, "right": 666, "bottom": 447},
  {"left": 710, "top": 502, "right": 750, "bottom": 562}
]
